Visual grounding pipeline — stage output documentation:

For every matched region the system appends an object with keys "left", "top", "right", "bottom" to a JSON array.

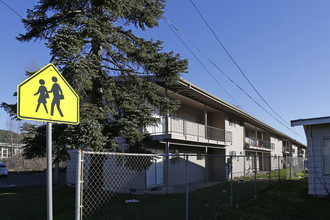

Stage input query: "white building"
[
  {"left": 67, "top": 78, "right": 307, "bottom": 190},
  {"left": 292, "top": 116, "right": 330, "bottom": 197},
  {"left": 145, "top": 78, "right": 306, "bottom": 183},
  {"left": 0, "top": 143, "right": 24, "bottom": 158}
]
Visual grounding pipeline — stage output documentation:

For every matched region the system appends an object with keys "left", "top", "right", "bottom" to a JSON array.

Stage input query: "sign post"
[
  {"left": 17, "top": 63, "right": 79, "bottom": 220},
  {"left": 46, "top": 122, "right": 52, "bottom": 220}
]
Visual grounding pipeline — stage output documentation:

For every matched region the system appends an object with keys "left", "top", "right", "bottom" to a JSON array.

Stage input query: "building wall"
[
  {"left": 167, "top": 145, "right": 207, "bottom": 186},
  {"left": 66, "top": 150, "right": 147, "bottom": 192},
  {"left": 271, "top": 136, "right": 283, "bottom": 170},
  {"left": 175, "top": 103, "right": 203, "bottom": 123},
  {"left": 66, "top": 150, "right": 77, "bottom": 185},
  {"left": 307, "top": 124, "right": 330, "bottom": 197},
  {"left": 225, "top": 117, "right": 245, "bottom": 177},
  {"left": 292, "top": 144, "right": 298, "bottom": 158}
]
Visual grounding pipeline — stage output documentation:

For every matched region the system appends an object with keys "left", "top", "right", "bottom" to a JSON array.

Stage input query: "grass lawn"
[
  {"left": 220, "top": 178, "right": 330, "bottom": 220},
  {"left": 0, "top": 176, "right": 328, "bottom": 220},
  {"left": 0, "top": 186, "right": 75, "bottom": 220}
]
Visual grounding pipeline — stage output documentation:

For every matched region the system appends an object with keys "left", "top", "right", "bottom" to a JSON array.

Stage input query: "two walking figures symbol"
[{"left": 34, "top": 77, "right": 64, "bottom": 117}]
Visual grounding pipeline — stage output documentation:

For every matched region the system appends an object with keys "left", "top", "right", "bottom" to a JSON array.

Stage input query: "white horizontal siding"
[
  {"left": 225, "top": 118, "right": 244, "bottom": 178},
  {"left": 307, "top": 124, "right": 330, "bottom": 197}
]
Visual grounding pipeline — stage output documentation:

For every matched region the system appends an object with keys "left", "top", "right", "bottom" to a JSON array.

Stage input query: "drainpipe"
[
  {"left": 204, "top": 106, "right": 208, "bottom": 139},
  {"left": 165, "top": 88, "right": 169, "bottom": 134},
  {"left": 205, "top": 146, "right": 208, "bottom": 186},
  {"left": 309, "top": 125, "right": 315, "bottom": 197},
  {"left": 165, "top": 142, "right": 170, "bottom": 194}
]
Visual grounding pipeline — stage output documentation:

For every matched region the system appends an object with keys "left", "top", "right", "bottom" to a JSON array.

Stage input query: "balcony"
[
  {"left": 146, "top": 116, "right": 232, "bottom": 145},
  {"left": 283, "top": 146, "right": 290, "bottom": 153},
  {"left": 298, "top": 149, "right": 304, "bottom": 156},
  {"left": 245, "top": 137, "right": 273, "bottom": 151}
]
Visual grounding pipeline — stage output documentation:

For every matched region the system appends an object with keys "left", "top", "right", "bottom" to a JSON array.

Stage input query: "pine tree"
[
  {"left": 4, "top": 0, "right": 188, "bottom": 206},
  {"left": 12, "top": 0, "right": 188, "bottom": 151}
]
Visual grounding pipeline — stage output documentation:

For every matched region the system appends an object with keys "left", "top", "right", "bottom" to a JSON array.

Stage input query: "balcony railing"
[
  {"left": 283, "top": 146, "right": 290, "bottom": 153},
  {"left": 146, "top": 116, "right": 232, "bottom": 143},
  {"left": 245, "top": 137, "right": 273, "bottom": 151}
]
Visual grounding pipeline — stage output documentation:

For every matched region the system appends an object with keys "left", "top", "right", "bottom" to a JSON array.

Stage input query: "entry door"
[{"left": 147, "top": 157, "right": 164, "bottom": 187}]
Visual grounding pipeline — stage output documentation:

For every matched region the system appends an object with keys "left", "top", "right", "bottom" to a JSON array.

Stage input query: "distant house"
[
  {"left": 0, "top": 143, "right": 24, "bottom": 158},
  {"left": 291, "top": 116, "right": 330, "bottom": 197}
]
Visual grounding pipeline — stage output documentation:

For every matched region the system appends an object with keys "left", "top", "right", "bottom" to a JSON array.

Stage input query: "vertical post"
[
  {"left": 75, "top": 149, "right": 82, "bottom": 220},
  {"left": 261, "top": 152, "right": 264, "bottom": 171},
  {"left": 46, "top": 122, "right": 53, "bottom": 220},
  {"left": 303, "top": 159, "right": 306, "bottom": 178},
  {"left": 254, "top": 155, "right": 257, "bottom": 197},
  {"left": 269, "top": 155, "right": 271, "bottom": 182},
  {"left": 164, "top": 88, "right": 169, "bottom": 135},
  {"left": 204, "top": 106, "right": 207, "bottom": 139},
  {"left": 230, "top": 155, "right": 233, "bottom": 208},
  {"left": 165, "top": 142, "right": 170, "bottom": 194},
  {"left": 278, "top": 157, "right": 280, "bottom": 181},
  {"left": 185, "top": 154, "right": 189, "bottom": 220},
  {"left": 243, "top": 155, "right": 246, "bottom": 177},
  {"left": 154, "top": 157, "right": 157, "bottom": 185},
  {"left": 289, "top": 159, "right": 292, "bottom": 179},
  {"left": 205, "top": 147, "right": 208, "bottom": 187},
  {"left": 285, "top": 156, "right": 287, "bottom": 180}
]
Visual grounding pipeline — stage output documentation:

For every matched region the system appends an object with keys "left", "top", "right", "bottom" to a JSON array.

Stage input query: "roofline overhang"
[
  {"left": 291, "top": 116, "right": 330, "bottom": 127},
  {"left": 156, "top": 77, "right": 306, "bottom": 147}
]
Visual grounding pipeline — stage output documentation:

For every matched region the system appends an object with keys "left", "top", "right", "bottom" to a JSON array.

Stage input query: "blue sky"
[{"left": 2, "top": 0, "right": 330, "bottom": 144}]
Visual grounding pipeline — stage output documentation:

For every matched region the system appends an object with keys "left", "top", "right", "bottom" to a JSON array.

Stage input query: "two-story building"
[
  {"left": 146, "top": 77, "right": 306, "bottom": 185},
  {"left": 66, "top": 77, "right": 307, "bottom": 191}
]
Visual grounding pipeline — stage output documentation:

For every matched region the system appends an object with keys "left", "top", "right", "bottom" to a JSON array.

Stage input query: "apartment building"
[
  {"left": 66, "top": 77, "right": 306, "bottom": 190},
  {"left": 146, "top": 77, "right": 306, "bottom": 184}
]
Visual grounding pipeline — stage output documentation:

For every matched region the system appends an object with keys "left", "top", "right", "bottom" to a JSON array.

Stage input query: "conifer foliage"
[{"left": 16, "top": 0, "right": 188, "bottom": 152}]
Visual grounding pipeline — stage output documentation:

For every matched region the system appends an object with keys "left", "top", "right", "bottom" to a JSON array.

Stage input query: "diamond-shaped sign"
[{"left": 17, "top": 63, "right": 79, "bottom": 125}]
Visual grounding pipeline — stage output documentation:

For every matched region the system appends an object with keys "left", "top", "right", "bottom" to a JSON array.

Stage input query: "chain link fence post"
[
  {"left": 278, "top": 156, "right": 280, "bottom": 181},
  {"left": 230, "top": 155, "right": 233, "bottom": 208},
  {"left": 269, "top": 155, "right": 271, "bottom": 182},
  {"left": 283, "top": 156, "right": 288, "bottom": 180},
  {"left": 185, "top": 154, "right": 189, "bottom": 220},
  {"left": 289, "top": 158, "right": 292, "bottom": 179},
  {"left": 254, "top": 155, "right": 257, "bottom": 197},
  {"left": 75, "top": 149, "right": 82, "bottom": 220}
]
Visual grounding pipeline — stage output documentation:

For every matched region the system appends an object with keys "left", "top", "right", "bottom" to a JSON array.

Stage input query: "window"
[
  {"left": 323, "top": 139, "right": 330, "bottom": 174},
  {"left": 2, "top": 148, "right": 8, "bottom": 158},
  {"left": 15, "top": 149, "right": 23, "bottom": 155},
  {"left": 228, "top": 118, "right": 236, "bottom": 127}
]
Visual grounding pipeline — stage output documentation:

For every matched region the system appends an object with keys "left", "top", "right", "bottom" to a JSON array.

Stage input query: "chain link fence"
[
  {"left": 74, "top": 151, "right": 306, "bottom": 220},
  {"left": 1, "top": 154, "right": 47, "bottom": 171},
  {"left": 1, "top": 154, "right": 67, "bottom": 172}
]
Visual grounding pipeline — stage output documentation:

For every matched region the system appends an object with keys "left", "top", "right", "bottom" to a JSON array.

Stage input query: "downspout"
[
  {"left": 164, "top": 88, "right": 170, "bottom": 194},
  {"left": 165, "top": 88, "right": 169, "bottom": 135},
  {"left": 204, "top": 106, "right": 208, "bottom": 139},
  {"left": 309, "top": 125, "right": 315, "bottom": 197}
]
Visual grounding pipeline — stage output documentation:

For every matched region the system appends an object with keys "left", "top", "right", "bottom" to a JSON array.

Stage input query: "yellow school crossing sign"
[{"left": 17, "top": 63, "right": 79, "bottom": 125}]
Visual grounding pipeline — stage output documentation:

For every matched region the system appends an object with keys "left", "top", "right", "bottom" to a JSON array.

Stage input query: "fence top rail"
[
  {"left": 81, "top": 151, "right": 305, "bottom": 160},
  {"left": 82, "top": 151, "right": 158, "bottom": 157}
]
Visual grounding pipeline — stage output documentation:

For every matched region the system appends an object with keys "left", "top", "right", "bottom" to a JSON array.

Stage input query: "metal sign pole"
[{"left": 46, "top": 122, "right": 53, "bottom": 220}]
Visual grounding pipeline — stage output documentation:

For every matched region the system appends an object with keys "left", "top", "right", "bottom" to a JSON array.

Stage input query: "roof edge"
[{"left": 291, "top": 116, "right": 330, "bottom": 127}]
